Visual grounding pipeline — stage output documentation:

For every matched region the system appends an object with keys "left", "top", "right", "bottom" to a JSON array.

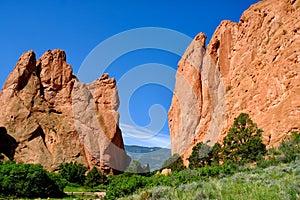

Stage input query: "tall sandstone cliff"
[
  {"left": 169, "top": 0, "right": 300, "bottom": 163},
  {"left": 0, "top": 49, "right": 130, "bottom": 173}
]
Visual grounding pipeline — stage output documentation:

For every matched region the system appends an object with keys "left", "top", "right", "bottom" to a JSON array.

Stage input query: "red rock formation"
[
  {"left": 0, "top": 49, "right": 130, "bottom": 173},
  {"left": 169, "top": 0, "right": 300, "bottom": 163}
]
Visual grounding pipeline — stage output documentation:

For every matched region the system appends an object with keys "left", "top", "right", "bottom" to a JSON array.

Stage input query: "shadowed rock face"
[
  {"left": 169, "top": 0, "right": 300, "bottom": 163},
  {"left": 0, "top": 49, "right": 130, "bottom": 173},
  {"left": 0, "top": 127, "right": 18, "bottom": 160}
]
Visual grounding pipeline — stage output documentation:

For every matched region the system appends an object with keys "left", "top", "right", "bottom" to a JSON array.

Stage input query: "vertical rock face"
[
  {"left": 169, "top": 0, "right": 300, "bottom": 162},
  {"left": 0, "top": 49, "right": 130, "bottom": 173}
]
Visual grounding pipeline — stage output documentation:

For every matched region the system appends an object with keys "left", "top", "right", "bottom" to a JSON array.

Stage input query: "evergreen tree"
[
  {"left": 161, "top": 154, "right": 185, "bottom": 172},
  {"left": 126, "top": 160, "right": 148, "bottom": 174},
  {"left": 188, "top": 113, "right": 266, "bottom": 169},
  {"left": 222, "top": 113, "right": 266, "bottom": 164},
  {"left": 84, "top": 167, "right": 106, "bottom": 188},
  {"left": 210, "top": 143, "right": 222, "bottom": 166},
  {"left": 58, "top": 162, "right": 87, "bottom": 185},
  {"left": 188, "top": 142, "right": 213, "bottom": 169}
]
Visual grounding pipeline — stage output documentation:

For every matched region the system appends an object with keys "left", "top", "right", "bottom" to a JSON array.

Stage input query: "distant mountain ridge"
[
  {"left": 125, "top": 145, "right": 168, "bottom": 153},
  {"left": 125, "top": 145, "right": 171, "bottom": 171}
]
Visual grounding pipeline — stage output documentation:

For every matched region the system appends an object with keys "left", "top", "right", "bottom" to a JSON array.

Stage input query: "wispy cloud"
[{"left": 120, "top": 123, "right": 171, "bottom": 148}]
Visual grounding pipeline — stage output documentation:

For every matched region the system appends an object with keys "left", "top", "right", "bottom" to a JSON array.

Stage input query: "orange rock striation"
[{"left": 169, "top": 0, "right": 300, "bottom": 163}]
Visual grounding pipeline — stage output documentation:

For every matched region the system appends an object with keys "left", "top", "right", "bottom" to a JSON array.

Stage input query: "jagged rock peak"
[
  {"left": 37, "top": 49, "right": 73, "bottom": 92},
  {"left": 0, "top": 49, "right": 130, "bottom": 173},
  {"left": 3, "top": 50, "right": 36, "bottom": 91},
  {"left": 194, "top": 32, "right": 207, "bottom": 48}
]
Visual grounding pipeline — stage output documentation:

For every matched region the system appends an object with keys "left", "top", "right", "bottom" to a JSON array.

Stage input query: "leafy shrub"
[
  {"left": 188, "top": 142, "right": 211, "bottom": 169},
  {"left": 257, "top": 132, "right": 300, "bottom": 167},
  {"left": 0, "top": 162, "right": 65, "bottom": 198},
  {"left": 84, "top": 167, "right": 106, "bottom": 188},
  {"left": 256, "top": 147, "right": 281, "bottom": 168},
  {"left": 279, "top": 132, "right": 300, "bottom": 163},
  {"left": 161, "top": 153, "right": 185, "bottom": 172},
  {"left": 58, "top": 162, "right": 87, "bottom": 185},
  {"left": 257, "top": 157, "right": 279, "bottom": 168},
  {"left": 188, "top": 142, "right": 222, "bottom": 169},
  {"left": 197, "top": 164, "right": 236, "bottom": 178},
  {"left": 47, "top": 172, "right": 68, "bottom": 192},
  {"left": 104, "top": 174, "right": 148, "bottom": 199}
]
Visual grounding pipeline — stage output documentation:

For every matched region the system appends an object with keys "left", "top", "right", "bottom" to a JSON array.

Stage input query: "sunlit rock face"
[
  {"left": 0, "top": 49, "right": 130, "bottom": 173},
  {"left": 169, "top": 0, "right": 300, "bottom": 164}
]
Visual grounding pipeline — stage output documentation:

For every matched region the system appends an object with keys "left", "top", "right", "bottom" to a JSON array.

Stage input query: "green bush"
[
  {"left": 104, "top": 174, "right": 148, "bottom": 199},
  {"left": 47, "top": 172, "right": 68, "bottom": 192},
  {"left": 168, "top": 169, "right": 202, "bottom": 185},
  {"left": 58, "top": 162, "right": 87, "bottom": 185},
  {"left": 0, "top": 162, "right": 65, "bottom": 198},
  {"left": 188, "top": 142, "right": 211, "bottom": 169},
  {"left": 257, "top": 132, "right": 300, "bottom": 167},
  {"left": 257, "top": 157, "right": 279, "bottom": 168},
  {"left": 188, "top": 142, "right": 221, "bottom": 169},
  {"left": 161, "top": 153, "right": 185, "bottom": 172},
  {"left": 84, "top": 167, "right": 106, "bottom": 188},
  {"left": 279, "top": 132, "right": 300, "bottom": 163},
  {"left": 197, "top": 164, "right": 236, "bottom": 178}
]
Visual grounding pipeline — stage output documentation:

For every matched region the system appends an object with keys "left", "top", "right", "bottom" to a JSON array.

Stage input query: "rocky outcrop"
[
  {"left": 0, "top": 127, "right": 17, "bottom": 160},
  {"left": 169, "top": 0, "right": 300, "bottom": 163},
  {"left": 0, "top": 49, "right": 130, "bottom": 173}
]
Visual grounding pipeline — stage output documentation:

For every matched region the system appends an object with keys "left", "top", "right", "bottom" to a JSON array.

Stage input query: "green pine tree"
[
  {"left": 58, "top": 162, "right": 87, "bottom": 185},
  {"left": 222, "top": 113, "right": 266, "bottom": 164},
  {"left": 84, "top": 167, "right": 106, "bottom": 188},
  {"left": 188, "top": 142, "right": 212, "bottom": 169},
  {"left": 161, "top": 154, "right": 185, "bottom": 172}
]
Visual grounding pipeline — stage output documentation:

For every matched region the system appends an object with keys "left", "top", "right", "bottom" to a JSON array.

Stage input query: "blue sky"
[{"left": 0, "top": 0, "right": 259, "bottom": 148}]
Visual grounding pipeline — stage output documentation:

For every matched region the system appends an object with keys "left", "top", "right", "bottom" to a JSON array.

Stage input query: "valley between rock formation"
[{"left": 0, "top": 0, "right": 299, "bottom": 171}]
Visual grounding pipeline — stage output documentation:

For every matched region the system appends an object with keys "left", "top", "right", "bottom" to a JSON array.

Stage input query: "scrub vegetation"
[{"left": 0, "top": 113, "right": 299, "bottom": 199}]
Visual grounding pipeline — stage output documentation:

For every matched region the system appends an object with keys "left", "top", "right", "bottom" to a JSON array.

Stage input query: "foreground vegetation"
[
  {"left": 0, "top": 160, "right": 106, "bottom": 198},
  {"left": 0, "top": 113, "right": 299, "bottom": 199},
  {"left": 119, "top": 160, "right": 300, "bottom": 200},
  {"left": 106, "top": 131, "right": 300, "bottom": 199},
  {"left": 0, "top": 162, "right": 66, "bottom": 198},
  {"left": 103, "top": 113, "right": 300, "bottom": 199}
]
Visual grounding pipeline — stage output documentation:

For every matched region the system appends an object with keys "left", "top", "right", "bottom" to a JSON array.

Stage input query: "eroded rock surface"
[
  {"left": 0, "top": 49, "right": 130, "bottom": 173},
  {"left": 169, "top": 0, "right": 300, "bottom": 163}
]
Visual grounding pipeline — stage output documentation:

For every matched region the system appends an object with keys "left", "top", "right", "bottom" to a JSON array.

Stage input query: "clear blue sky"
[{"left": 0, "top": 0, "right": 259, "bottom": 147}]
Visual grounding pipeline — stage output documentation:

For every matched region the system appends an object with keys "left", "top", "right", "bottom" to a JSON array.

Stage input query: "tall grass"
[{"left": 119, "top": 159, "right": 300, "bottom": 200}]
